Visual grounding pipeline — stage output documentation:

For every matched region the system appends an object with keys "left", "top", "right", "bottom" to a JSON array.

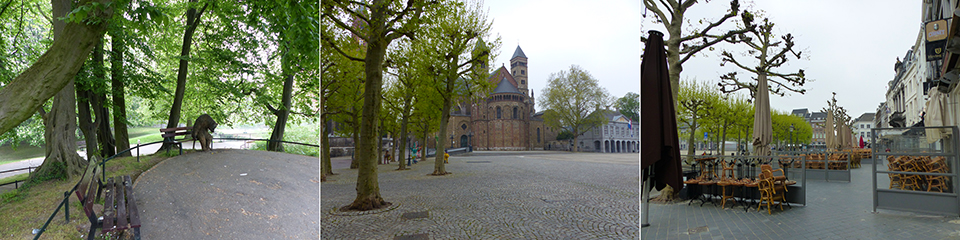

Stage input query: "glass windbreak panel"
[
  {"left": 872, "top": 127, "right": 954, "bottom": 154},
  {"left": 878, "top": 154, "right": 954, "bottom": 193}
]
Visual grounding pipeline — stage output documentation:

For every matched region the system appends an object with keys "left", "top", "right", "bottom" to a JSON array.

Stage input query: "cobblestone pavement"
[
  {"left": 321, "top": 152, "right": 641, "bottom": 239},
  {"left": 642, "top": 160, "right": 960, "bottom": 240}
]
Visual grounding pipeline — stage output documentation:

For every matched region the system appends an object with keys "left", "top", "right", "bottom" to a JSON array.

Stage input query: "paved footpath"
[
  {"left": 135, "top": 149, "right": 319, "bottom": 239},
  {"left": 642, "top": 160, "right": 960, "bottom": 240},
  {"left": 321, "top": 152, "right": 641, "bottom": 239}
]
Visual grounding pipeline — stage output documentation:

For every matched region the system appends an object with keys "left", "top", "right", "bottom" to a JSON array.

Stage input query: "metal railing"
[
  {"left": 0, "top": 166, "right": 36, "bottom": 191},
  {"left": 32, "top": 137, "right": 317, "bottom": 239}
]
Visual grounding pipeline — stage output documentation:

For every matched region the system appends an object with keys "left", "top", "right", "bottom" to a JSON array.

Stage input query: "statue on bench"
[{"left": 192, "top": 114, "right": 217, "bottom": 151}]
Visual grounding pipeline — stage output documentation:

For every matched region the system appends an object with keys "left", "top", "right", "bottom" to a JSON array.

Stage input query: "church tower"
[{"left": 510, "top": 46, "right": 528, "bottom": 96}]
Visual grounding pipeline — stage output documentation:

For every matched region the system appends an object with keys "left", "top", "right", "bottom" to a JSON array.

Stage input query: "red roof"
[{"left": 488, "top": 66, "right": 517, "bottom": 89}]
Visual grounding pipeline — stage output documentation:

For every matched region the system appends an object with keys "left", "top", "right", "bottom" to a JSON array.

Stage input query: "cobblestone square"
[{"left": 320, "top": 151, "right": 640, "bottom": 239}]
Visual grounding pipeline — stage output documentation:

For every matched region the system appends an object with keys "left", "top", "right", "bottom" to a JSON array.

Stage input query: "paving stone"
[
  {"left": 322, "top": 152, "right": 640, "bottom": 239},
  {"left": 642, "top": 160, "right": 960, "bottom": 240}
]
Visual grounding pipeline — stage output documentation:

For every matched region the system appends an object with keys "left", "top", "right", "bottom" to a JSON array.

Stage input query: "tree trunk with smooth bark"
[
  {"left": 160, "top": 0, "right": 207, "bottom": 151},
  {"left": 0, "top": 0, "right": 112, "bottom": 135},
  {"left": 92, "top": 40, "right": 115, "bottom": 158},
  {"left": 321, "top": 119, "right": 334, "bottom": 175},
  {"left": 343, "top": 30, "right": 390, "bottom": 212},
  {"left": 111, "top": 27, "right": 131, "bottom": 156},
  {"left": 33, "top": 0, "right": 110, "bottom": 180},
  {"left": 268, "top": 70, "right": 294, "bottom": 152}
]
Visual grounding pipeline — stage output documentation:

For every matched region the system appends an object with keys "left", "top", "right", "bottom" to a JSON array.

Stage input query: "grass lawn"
[
  {"left": 0, "top": 144, "right": 44, "bottom": 166},
  {"left": 0, "top": 127, "right": 163, "bottom": 167},
  {"left": 0, "top": 150, "right": 182, "bottom": 239}
]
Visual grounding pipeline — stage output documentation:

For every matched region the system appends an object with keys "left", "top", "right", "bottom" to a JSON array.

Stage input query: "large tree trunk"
[
  {"left": 92, "top": 39, "right": 116, "bottom": 158},
  {"left": 686, "top": 119, "right": 697, "bottom": 161},
  {"left": 344, "top": 16, "right": 390, "bottom": 211},
  {"left": 572, "top": 126, "right": 580, "bottom": 152},
  {"left": 33, "top": 0, "right": 106, "bottom": 180},
  {"left": 350, "top": 113, "right": 360, "bottom": 169},
  {"left": 321, "top": 118, "right": 334, "bottom": 175},
  {"left": 268, "top": 69, "right": 294, "bottom": 152},
  {"left": 420, "top": 123, "right": 428, "bottom": 163},
  {"left": 110, "top": 27, "right": 131, "bottom": 157},
  {"left": 665, "top": 10, "right": 684, "bottom": 104},
  {"left": 160, "top": 0, "right": 207, "bottom": 151},
  {"left": 720, "top": 124, "right": 728, "bottom": 156},
  {"left": 432, "top": 76, "right": 455, "bottom": 175},
  {"left": 77, "top": 64, "right": 100, "bottom": 161},
  {"left": 396, "top": 91, "right": 412, "bottom": 171},
  {"left": 0, "top": 0, "right": 112, "bottom": 135}
]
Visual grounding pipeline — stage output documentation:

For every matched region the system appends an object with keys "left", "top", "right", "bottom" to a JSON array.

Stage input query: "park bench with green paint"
[{"left": 74, "top": 160, "right": 141, "bottom": 240}]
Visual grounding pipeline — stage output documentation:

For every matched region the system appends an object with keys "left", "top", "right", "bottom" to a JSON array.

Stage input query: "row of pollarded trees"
[
  {"left": 322, "top": 0, "right": 498, "bottom": 211},
  {"left": 0, "top": 0, "right": 318, "bottom": 181},
  {"left": 677, "top": 80, "right": 813, "bottom": 158}
]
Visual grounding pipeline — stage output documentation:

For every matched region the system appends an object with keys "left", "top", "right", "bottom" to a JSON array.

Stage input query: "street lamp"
[
  {"left": 450, "top": 135, "right": 455, "bottom": 148},
  {"left": 789, "top": 124, "right": 795, "bottom": 152},
  {"left": 467, "top": 132, "right": 473, "bottom": 152}
]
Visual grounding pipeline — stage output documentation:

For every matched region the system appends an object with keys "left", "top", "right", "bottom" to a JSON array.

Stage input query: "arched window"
[
  {"left": 497, "top": 107, "right": 501, "bottom": 119},
  {"left": 513, "top": 107, "right": 518, "bottom": 119}
]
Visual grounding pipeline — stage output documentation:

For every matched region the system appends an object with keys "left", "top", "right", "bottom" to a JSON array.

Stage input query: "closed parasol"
[
  {"left": 752, "top": 74, "right": 773, "bottom": 156},
  {"left": 641, "top": 30, "right": 682, "bottom": 227}
]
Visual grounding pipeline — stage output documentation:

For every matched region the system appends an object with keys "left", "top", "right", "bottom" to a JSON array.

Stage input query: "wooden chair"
[
  {"left": 887, "top": 156, "right": 901, "bottom": 189},
  {"left": 899, "top": 156, "right": 923, "bottom": 191},
  {"left": 926, "top": 156, "right": 950, "bottom": 193},
  {"left": 756, "top": 164, "right": 788, "bottom": 214},
  {"left": 716, "top": 159, "right": 741, "bottom": 209}
]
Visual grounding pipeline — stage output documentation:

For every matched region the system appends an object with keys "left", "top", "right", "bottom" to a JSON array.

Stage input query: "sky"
[
  {"left": 642, "top": 0, "right": 921, "bottom": 119},
  {"left": 482, "top": 0, "right": 641, "bottom": 109}
]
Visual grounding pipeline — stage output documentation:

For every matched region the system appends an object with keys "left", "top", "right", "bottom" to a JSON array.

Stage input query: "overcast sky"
[
  {"left": 642, "top": 0, "right": 920, "bottom": 119},
  {"left": 482, "top": 0, "right": 640, "bottom": 110}
]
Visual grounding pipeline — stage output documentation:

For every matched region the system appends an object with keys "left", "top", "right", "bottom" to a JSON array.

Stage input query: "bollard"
[{"left": 137, "top": 140, "right": 141, "bottom": 162}]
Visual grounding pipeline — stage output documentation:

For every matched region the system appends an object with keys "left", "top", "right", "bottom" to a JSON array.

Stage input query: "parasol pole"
[{"left": 641, "top": 165, "right": 652, "bottom": 227}]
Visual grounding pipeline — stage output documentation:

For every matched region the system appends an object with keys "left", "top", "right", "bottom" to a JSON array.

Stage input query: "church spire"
[{"left": 510, "top": 45, "right": 528, "bottom": 96}]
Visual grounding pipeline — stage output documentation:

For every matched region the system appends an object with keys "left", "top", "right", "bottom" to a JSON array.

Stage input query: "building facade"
[
  {"left": 443, "top": 46, "right": 557, "bottom": 151},
  {"left": 852, "top": 113, "right": 876, "bottom": 146},
  {"left": 576, "top": 110, "right": 638, "bottom": 153}
]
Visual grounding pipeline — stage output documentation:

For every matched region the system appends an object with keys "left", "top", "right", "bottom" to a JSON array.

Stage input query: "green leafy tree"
[
  {"left": 323, "top": 0, "right": 435, "bottom": 211},
  {"left": 409, "top": 0, "right": 495, "bottom": 175},
  {"left": 676, "top": 79, "right": 719, "bottom": 159},
  {"left": 615, "top": 92, "right": 638, "bottom": 122},
  {"left": 540, "top": 65, "right": 610, "bottom": 152}
]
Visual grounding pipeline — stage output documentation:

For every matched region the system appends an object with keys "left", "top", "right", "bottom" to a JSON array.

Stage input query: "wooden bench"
[
  {"left": 159, "top": 127, "right": 192, "bottom": 155},
  {"left": 75, "top": 160, "right": 141, "bottom": 240}
]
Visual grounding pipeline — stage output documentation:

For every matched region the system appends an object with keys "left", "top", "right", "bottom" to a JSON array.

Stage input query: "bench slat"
[
  {"left": 159, "top": 127, "right": 191, "bottom": 132},
  {"left": 83, "top": 177, "right": 97, "bottom": 220},
  {"left": 102, "top": 178, "right": 117, "bottom": 233},
  {"left": 116, "top": 177, "right": 129, "bottom": 230},
  {"left": 124, "top": 175, "right": 142, "bottom": 228},
  {"left": 161, "top": 132, "right": 192, "bottom": 137}
]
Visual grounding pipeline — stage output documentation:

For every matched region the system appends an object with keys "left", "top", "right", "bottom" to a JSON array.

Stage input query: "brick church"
[{"left": 442, "top": 45, "right": 557, "bottom": 150}]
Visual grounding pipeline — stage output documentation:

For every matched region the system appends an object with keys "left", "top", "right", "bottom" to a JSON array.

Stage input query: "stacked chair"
[
  {"left": 925, "top": 156, "right": 950, "bottom": 192},
  {"left": 756, "top": 164, "right": 793, "bottom": 214}
]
